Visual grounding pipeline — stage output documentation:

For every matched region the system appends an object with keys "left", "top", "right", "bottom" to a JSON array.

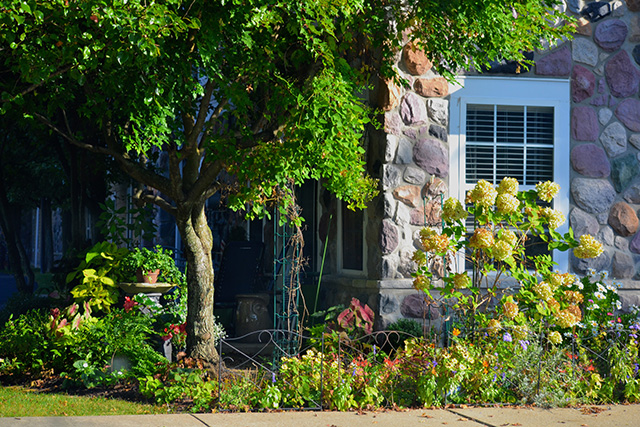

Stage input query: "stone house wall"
[{"left": 321, "top": 0, "right": 640, "bottom": 329}]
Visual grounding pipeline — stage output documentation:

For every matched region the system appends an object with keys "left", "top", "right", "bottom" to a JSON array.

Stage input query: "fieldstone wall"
[{"left": 368, "top": 0, "right": 640, "bottom": 328}]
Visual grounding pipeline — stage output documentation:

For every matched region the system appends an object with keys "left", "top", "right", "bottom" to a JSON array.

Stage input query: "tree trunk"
[{"left": 178, "top": 203, "right": 219, "bottom": 363}]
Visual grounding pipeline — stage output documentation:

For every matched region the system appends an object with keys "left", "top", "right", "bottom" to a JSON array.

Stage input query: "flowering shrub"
[{"left": 412, "top": 178, "right": 603, "bottom": 335}]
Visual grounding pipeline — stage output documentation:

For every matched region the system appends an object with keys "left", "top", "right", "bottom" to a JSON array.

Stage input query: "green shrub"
[
  {"left": 0, "top": 309, "right": 64, "bottom": 375},
  {"left": 66, "top": 242, "right": 128, "bottom": 313}
]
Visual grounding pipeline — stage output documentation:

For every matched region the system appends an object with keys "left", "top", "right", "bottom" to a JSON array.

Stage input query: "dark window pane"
[{"left": 342, "top": 207, "right": 363, "bottom": 270}]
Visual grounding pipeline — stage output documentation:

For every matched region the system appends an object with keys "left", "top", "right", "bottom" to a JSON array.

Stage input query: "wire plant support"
[{"left": 272, "top": 200, "right": 304, "bottom": 365}]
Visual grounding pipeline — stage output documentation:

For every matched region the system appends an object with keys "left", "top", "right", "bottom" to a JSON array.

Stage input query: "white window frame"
[
  {"left": 337, "top": 201, "right": 368, "bottom": 276},
  {"left": 449, "top": 76, "right": 570, "bottom": 272}
]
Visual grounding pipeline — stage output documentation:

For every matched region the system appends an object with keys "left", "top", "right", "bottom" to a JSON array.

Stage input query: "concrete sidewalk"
[{"left": 1, "top": 405, "right": 639, "bottom": 427}]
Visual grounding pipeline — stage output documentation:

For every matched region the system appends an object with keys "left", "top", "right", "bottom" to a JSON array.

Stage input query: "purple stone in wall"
[
  {"left": 401, "top": 293, "right": 440, "bottom": 319},
  {"left": 630, "top": 232, "right": 640, "bottom": 254},
  {"left": 590, "top": 95, "right": 608, "bottom": 106},
  {"left": 570, "top": 143, "right": 611, "bottom": 177},
  {"left": 380, "top": 219, "right": 399, "bottom": 255},
  {"left": 594, "top": 19, "right": 628, "bottom": 52},
  {"left": 572, "top": 65, "right": 596, "bottom": 103},
  {"left": 412, "top": 138, "right": 449, "bottom": 178},
  {"left": 605, "top": 51, "right": 640, "bottom": 98},
  {"left": 400, "top": 92, "right": 427, "bottom": 125},
  {"left": 535, "top": 45, "right": 571, "bottom": 76},
  {"left": 615, "top": 98, "right": 640, "bottom": 132},
  {"left": 571, "top": 106, "right": 599, "bottom": 141}
]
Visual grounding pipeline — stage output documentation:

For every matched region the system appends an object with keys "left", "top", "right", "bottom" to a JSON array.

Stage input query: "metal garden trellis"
[{"left": 271, "top": 205, "right": 304, "bottom": 363}]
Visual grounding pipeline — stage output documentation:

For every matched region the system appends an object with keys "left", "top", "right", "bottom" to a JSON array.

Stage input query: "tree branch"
[
  {"left": 185, "top": 159, "right": 223, "bottom": 207},
  {"left": 33, "top": 111, "right": 176, "bottom": 198},
  {"left": 133, "top": 187, "right": 177, "bottom": 216},
  {"left": 2, "top": 65, "right": 73, "bottom": 103},
  {"left": 187, "top": 79, "right": 216, "bottom": 148}
]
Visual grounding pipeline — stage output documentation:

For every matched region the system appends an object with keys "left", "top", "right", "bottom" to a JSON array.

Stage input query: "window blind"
[{"left": 465, "top": 104, "right": 554, "bottom": 186}]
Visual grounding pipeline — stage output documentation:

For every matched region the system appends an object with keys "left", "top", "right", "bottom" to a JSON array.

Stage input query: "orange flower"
[{"left": 452, "top": 328, "right": 461, "bottom": 337}]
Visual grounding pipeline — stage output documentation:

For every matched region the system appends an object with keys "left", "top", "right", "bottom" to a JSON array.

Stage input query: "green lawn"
[{"left": 0, "top": 386, "right": 165, "bottom": 417}]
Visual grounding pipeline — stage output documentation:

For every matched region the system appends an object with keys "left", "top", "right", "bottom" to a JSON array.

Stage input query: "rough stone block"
[
  {"left": 571, "top": 106, "right": 599, "bottom": 141},
  {"left": 535, "top": 45, "right": 572, "bottom": 76},
  {"left": 571, "top": 207, "right": 600, "bottom": 238},
  {"left": 611, "top": 154, "right": 640, "bottom": 192},
  {"left": 413, "top": 77, "right": 449, "bottom": 98},
  {"left": 608, "top": 202, "right": 639, "bottom": 237},
  {"left": 594, "top": 19, "right": 628, "bottom": 52},
  {"left": 571, "top": 178, "right": 617, "bottom": 214},
  {"left": 571, "top": 143, "right": 611, "bottom": 177},
  {"left": 402, "top": 41, "right": 432, "bottom": 76},
  {"left": 572, "top": 64, "right": 596, "bottom": 103},
  {"left": 600, "top": 122, "right": 628, "bottom": 157},
  {"left": 605, "top": 51, "right": 640, "bottom": 98},
  {"left": 615, "top": 99, "right": 640, "bottom": 132}
]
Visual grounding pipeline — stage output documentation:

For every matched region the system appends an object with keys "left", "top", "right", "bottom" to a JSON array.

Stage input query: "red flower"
[{"left": 123, "top": 297, "right": 138, "bottom": 313}]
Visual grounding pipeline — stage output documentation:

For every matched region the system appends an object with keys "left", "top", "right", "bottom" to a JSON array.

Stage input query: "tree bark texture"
[{"left": 178, "top": 203, "right": 219, "bottom": 363}]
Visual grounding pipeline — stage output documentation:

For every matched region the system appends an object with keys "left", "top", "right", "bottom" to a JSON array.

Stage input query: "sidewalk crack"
[
  {"left": 190, "top": 414, "right": 211, "bottom": 426},
  {"left": 446, "top": 408, "right": 497, "bottom": 427}
]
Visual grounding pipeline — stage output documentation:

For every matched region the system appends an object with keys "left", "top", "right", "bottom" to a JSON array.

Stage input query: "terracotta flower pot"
[{"left": 136, "top": 268, "right": 160, "bottom": 284}]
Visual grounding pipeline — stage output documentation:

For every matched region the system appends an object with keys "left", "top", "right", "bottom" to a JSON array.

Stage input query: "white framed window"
[
  {"left": 449, "top": 76, "right": 570, "bottom": 271},
  {"left": 337, "top": 201, "right": 367, "bottom": 275}
]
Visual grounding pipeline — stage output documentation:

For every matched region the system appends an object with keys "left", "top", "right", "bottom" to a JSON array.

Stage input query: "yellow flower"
[
  {"left": 503, "top": 300, "right": 519, "bottom": 319},
  {"left": 487, "top": 319, "right": 502, "bottom": 335},
  {"left": 559, "top": 273, "right": 576, "bottom": 287},
  {"left": 451, "top": 272, "right": 471, "bottom": 289},
  {"left": 411, "top": 250, "right": 427, "bottom": 267},
  {"left": 497, "top": 177, "right": 519, "bottom": 196},
  {"left": 536, "top": 181, "right": 560, "bottom": 203},
  {"left": 541, "top": 207, "right": 565, "bottom": 230},
  {"left": 419, "top": 228, "right": 438, "bottom": 251},
  {"left": 567, "top": 304, "right": 582, "bottom": 321},
  {"left": 573, "top": 234, "right": 604, "bottom": 259},
  {"left": 548, "top": 331, "right": 562, "bottom": 345},
  {"left": 467, "top": 179, "right": 498, "bottom": 207},
  {"left": 432, "top": 234, "right": 450, "bottom": 254},
  {"left": 497, "top": 229, "right": 517, "bottom": 247},
  {"left": 496, "top": 193, "right": 520, "bottom": 214},
  {"left": 533, "top": 281, "right": 553, "bottom": 301},
  {"left": 491, "top": 240, "right": 513, "bottom": 261},
  {"left": 469, "top": 228, "right": 494, "bottom": 249},
  {"left": 442, "top": 197, "right": 468, "bottom": 223},
  {"left": 547, "top": 273, "right": 563, "bottom": 291},
  {"left": 512, "top": 324, "right": 529, "bottom": 340},
  {"left": 564, "top": 290, "right": 584, "bottom": 305},
  {"left": 547, "top": 298, "right": 560, "bottom": 313},
  {"left": 556, "top": 307, "right": 580, "bottom": 328},
  {"left": 413, "top": 275, "right": 431, "bottom": 292}
]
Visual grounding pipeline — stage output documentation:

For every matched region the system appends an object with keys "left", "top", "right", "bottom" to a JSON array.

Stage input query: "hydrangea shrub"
[{"left": 412, "top": 178, "right": 604, "bottom": 336}]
